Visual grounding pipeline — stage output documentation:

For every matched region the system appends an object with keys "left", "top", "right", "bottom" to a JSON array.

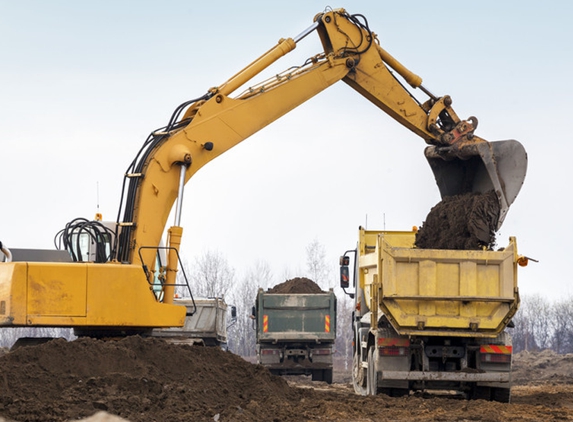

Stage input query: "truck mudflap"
[{"left": 379, "top": 370, "right": 510, "bottom": 383}]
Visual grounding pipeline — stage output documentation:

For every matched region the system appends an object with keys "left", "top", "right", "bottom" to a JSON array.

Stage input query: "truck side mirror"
[
  {"left": 251, "top": 306, "right": 257, "bottom": 319},
  {"left": 231, "top": 306, "right": 237, "bottom": 319},
  {"left": 340, "top": 255, "right": 350, "bottom": 289}
]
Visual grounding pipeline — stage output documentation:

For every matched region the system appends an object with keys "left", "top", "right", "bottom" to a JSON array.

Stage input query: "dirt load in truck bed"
[
  {"left": 415, "top": 190, "right": 500, "bottom": 250},
  {"left": 267, "top": 277, "right": 324, "bottom": 293},
  {"left": 1, "top": 337, "right": 573, "bottom": 421}
]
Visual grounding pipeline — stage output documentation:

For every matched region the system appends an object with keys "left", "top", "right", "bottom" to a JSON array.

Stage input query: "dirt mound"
[
  {"left": 0, "top": 336, "right": 300, "bottom": 422},
  {"left": 2, "top": 340, "right": 573, "bottom": 422},
  {"left": 512, "top": 349, "right": 573, "bottom": 385},
  {"left": 415, "top": 191, "right": 500, "bottom": 250},
  {"left": 267, "top": 277, "right": 324, "bottom": 294}
]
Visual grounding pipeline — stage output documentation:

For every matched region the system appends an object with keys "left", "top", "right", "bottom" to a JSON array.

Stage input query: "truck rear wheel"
[
  {"left": 311, "top": 370, "right": 323, "bottom": 382},
  {"left": 471, "top": 386, "right": 492, "bottom": 400},
  {"left": 492, "top": 387, "right": 511, "bottom": 403},
  {"left": 323, "top": 368, "right": 333, "bottom": 384},
  {"left": 379, "top": 388, "right": 409, "bottom": 398}
]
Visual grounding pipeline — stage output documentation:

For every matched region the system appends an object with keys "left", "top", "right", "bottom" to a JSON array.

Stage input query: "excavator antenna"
[{"left": 425, "top": 139, "right": 528, "bottom": 230}]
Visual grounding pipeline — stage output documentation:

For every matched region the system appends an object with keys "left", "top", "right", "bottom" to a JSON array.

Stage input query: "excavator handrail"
[{"left": 0, "top": 241, "right": 12, "bottom": 263}]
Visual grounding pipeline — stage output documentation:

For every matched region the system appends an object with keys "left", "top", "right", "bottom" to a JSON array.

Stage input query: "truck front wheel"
[
  {"left": 352, "top": 352, "right": 367, "bottom": 395},
  {"left": 367, "top": 347, "right": 377, "bottom": 395}
]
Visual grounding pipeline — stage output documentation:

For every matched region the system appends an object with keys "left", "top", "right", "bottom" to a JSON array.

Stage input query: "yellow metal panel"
[
  {"left": 459, "top": 261, "right": 477, "bottom": 319},
  {"left": 81, "top": 263, "right": 186, "bottom": 327},
  {"left": 0, "top": 263, "right": 28, "bottom": 325},
  {"left": 418, "top": 260, "right": 436, "bottom": 317},
  {"left": 475, "top": 263, "right": 500, "bottom": 317},
  {"left": 28, "top": 262, "right": 87, "bottom": 317},
  {"left": 394, "top": 259, "right": 421, "bottom": 316},
  {"left": 365, "top": 230, "right": 519, "bottom": 337},
  {"left": 435, "top": 262, "right": 460, "bottom": 316},
  {"left": 10, "top": 262, "right": 187, "bottom": 328}
]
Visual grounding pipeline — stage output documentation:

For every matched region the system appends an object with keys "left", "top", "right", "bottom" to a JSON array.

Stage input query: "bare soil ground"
[{"left": 1, "top": 337, "right": 572, "bottom": 422}]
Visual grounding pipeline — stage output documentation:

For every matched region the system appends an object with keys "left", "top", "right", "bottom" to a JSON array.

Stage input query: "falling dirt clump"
[
  {"left": 415, "top": 191, "right": 500, "bottom": 250},
  {"left": 267, "top": 277, "right": 324, "bottom": 293}
]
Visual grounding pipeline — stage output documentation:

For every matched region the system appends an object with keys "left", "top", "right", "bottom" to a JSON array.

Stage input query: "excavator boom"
[{"left": 0, "top": 8, "right": 527, "bottom": 333}]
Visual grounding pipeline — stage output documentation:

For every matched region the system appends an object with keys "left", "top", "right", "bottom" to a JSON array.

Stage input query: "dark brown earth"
[
  {"left": 1, "top": 337, "right": 573, "bottom": 422},
  {"left": 267, "top": 277, "right": 324, "bottom": 294},
  {"left": 415, "top": 191, "right": 500, "bottom": 250}
]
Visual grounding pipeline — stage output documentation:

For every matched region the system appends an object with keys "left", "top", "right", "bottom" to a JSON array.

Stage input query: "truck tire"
[
  {"left": 323, "top": 368, "right": 333, "bottom": 384},
  {"left": 378, "top": 387, "right": 409, "bottom": 398},
  {"left": 312, "top": 370, "right": 323, "bottom": 382},
  {"left": 471, "top": 386, "right": 491, "bottom": 400},
  {"left": 367, "top": 347, "right": 377, "bottom": 395},
  {"left": 492, "top": 387, "right": 511, "bottom": 403},
  {"left": 352, "top": 351, "right": 367, "bottom": 396}
]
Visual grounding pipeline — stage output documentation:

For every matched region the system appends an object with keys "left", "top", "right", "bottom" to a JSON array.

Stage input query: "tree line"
[{"left": 510, "top": 294, "right": 573, "bottom": 354}]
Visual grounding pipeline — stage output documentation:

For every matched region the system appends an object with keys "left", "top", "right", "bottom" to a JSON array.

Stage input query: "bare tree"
[
  {"left": 551, "top": 297, "right": 573, "bottom": 353},
  {"left": 233, "top": 261, "right": 273, "bottom": 355},
  {"left": 227, "top": 260, "right": 273, "bottom": 356},
  {"left": 527, "top": 294, "right": 553, "bottom": 350},
  {"left": 279, "top": 264, "right": 303, "bottom": 284},
  {"left": 186, "top": 249, "right": 235, "bottom": 298},
  {"left": 243, "top": 259, "right": 274, "bottom": 292},
  {"left": 511, "top": 294, "right": 553, "bottom": 352},
  {"left": 305, "top": 238, "right": 332, "bottom": 289}
]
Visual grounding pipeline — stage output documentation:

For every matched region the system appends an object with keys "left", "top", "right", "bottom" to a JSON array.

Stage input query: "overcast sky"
[{"left": 2, "top": 1, "right": 572, "bottom": 300}]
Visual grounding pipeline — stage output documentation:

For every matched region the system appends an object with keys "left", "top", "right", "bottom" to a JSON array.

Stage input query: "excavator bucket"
[{"left": 425, "top": 139, "right": 527, "bottom": 230}]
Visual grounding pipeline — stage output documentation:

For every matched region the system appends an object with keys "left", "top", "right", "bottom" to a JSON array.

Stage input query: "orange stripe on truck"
[
  {"left": 325, "top": 315, "right": 330, "bottom": 333},
  {"left": 263, "top": 314, "right": 268, "bottom": 333},
  {"left": 480, "top": 345, "right": 512, "bottom": 354},
  {"left": 378, "top": 337, "right": 410, "bottom": 347}
]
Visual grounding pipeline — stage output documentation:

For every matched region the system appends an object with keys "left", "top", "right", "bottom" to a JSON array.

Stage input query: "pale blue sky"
[{"left": 2, "top": 1, "right": 572, "bottom": 300}]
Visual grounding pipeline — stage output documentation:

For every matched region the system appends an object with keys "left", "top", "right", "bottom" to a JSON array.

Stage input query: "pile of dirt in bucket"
[
  {"left": 415, "top": 191, "right": 500, "bottom": 250},
  {"left": 267, "top": 277, "right": 324, "bottom": 294}
]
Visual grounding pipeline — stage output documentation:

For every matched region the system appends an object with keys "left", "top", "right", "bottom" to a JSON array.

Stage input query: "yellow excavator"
[{"left": 0, "top": 8, "right": 527, "bottom": 336}]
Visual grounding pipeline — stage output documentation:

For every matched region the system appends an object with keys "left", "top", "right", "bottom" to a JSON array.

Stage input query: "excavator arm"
[
  {"left": 0, "top": 8, "right": 526, "bottom": 332},
  {"left": 120, "top": 9, "right": 526, "bottom": 271}
]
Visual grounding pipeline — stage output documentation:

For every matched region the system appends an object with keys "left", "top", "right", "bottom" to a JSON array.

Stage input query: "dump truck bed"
[
  {"left": 360, "top": 230, "right": 519, "bottom": 338},
  {"left": 152, "top": 297, "right": 228, "bottom": 346},
  {"left": 256, "top": 289, "right": 336, "bottom": 343}
]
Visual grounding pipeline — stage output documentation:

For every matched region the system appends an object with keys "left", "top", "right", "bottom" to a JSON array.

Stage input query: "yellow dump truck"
[{"left": 340, "top": 228, "right": 523, "bottom": 402}]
